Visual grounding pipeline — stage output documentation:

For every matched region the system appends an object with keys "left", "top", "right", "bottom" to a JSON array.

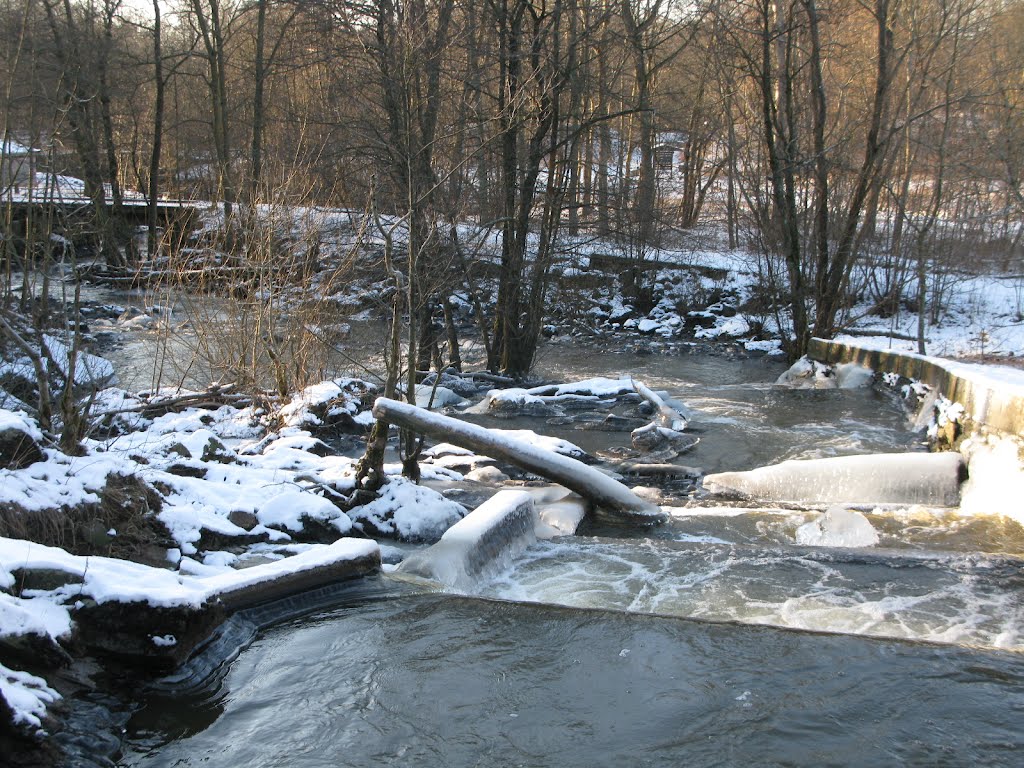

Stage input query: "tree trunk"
[
  {"left": 249, "top": 0, "right": 267, "bottom": 201},
  {"left": 148, "top": 0, "right": 164, "bottom": 258},
  {"left": 373, "top": 397, "right": 665, "bottom": 521}
]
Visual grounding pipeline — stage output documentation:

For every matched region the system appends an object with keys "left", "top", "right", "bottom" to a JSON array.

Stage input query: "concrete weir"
[
  {"left": 69, "top": 541, "right": 381, "bottom": 667},
  {"left": 809, "top": 338, "right": 1024, "bottom": 440}
]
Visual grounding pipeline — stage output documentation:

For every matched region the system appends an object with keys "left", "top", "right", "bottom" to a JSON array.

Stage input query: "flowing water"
[{"left": 108, "top": 339, "right": 1024, "bottom": 766}]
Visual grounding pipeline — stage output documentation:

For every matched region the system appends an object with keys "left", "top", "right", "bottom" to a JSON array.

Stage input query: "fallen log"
[
  {"left": 372, "top": 397, "right": 665, "bottom": 522},
  {"left": 632, "top": 379, "right": 688, "bottom": 430},
  {"left": 91, "top": 385, "right": 256, "bottom": 421}
]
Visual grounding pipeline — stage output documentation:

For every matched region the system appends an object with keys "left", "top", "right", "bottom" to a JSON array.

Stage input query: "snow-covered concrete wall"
[{"left": 809, "top": 338, "right": 1024, "bottom": 441}]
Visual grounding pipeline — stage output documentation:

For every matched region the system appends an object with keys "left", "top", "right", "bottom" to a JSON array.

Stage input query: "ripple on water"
[{"left": 118, "top": 595, "right": 1024, "bottom": 768}]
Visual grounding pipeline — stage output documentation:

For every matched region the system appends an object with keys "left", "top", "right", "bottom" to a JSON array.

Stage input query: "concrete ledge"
[
  {"left": 2, "top": 536, "right": 381, "bottom": 669},
  {"left": 809, "top": 338, "right": 1024, "bottom": 439},
  {"left": 213, "top": 549, "right": 381, "bottom": 612}
]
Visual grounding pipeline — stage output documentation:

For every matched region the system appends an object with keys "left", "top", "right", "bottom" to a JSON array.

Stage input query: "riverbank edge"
[{"left": 1, "top": 548, "right": 381, "bottom": 768}]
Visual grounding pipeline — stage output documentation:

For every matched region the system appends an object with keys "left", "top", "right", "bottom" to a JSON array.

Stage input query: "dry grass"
[{"left": 0, "top": 473, "right": 175, "bottom": 568}]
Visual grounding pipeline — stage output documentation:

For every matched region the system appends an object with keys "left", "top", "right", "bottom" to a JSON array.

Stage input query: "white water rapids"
[{"left": 430, "top": 344, "right": 1024, "bottom": 653}]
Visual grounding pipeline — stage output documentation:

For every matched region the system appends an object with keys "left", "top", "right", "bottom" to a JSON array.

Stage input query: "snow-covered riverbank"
[{"left": 2, "top": 315, "right": 1024, "bottom": 763}]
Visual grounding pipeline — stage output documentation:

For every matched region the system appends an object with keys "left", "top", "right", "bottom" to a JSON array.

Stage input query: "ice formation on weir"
[
  {"left": 703, "top": 452, "right": 966, "bottom": 506},
  {"left": 959, "top": 437, "right": 1024, "bottom": 523},
  {"left": 395, "top": 490, "right": 538, "bottom": 590}
]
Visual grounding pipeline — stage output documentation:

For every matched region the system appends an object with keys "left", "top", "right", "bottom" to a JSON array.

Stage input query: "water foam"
[{"left": 471, "top": 538, "right": 1024, "bottom": 651}]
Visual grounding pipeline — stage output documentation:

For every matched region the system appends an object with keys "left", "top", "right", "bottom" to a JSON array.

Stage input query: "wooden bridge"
[{"left": 3, "top": 194, "right": 199, "bottom": 229}]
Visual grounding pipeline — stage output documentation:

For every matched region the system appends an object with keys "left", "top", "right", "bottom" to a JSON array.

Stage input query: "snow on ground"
[
  {"left": 0, "top": 374, "right": 475, "bottom": 729},
  {"left": 836, "top": 273, "right": 1024, "bottom": 360},
  {"left": 561, "top": 233, "right": 1023, "bottom": 363}
]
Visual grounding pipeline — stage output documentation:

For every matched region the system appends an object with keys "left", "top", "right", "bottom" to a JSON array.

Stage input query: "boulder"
[
  {"left": 795, "top": 506, "right": 880, "bottom": 548},
  {"left": 483, "top": 388, "right": 559, "bottom": 418},
  {"left": 630, "top": 422, "right": 699, "bottom": 453}
]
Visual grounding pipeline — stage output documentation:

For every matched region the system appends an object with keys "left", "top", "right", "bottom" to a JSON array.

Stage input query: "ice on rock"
[
  {"left": 469, "top": 387, "right": 559, "bottom": 418},
  {"left": 776, "top": 357, "right": 874, "bottom": 390},
  {"left": 795, "top": 506, "right": 880, "bottom": 547},
  {"left": 776, "top": 356, "right": 837, "bottom": 389},
  {"left": 396, "top": 490, "right": 536, "bottom": 589},
  {"left": 412, "top": 384, "right": 468, "bottom": 409}
]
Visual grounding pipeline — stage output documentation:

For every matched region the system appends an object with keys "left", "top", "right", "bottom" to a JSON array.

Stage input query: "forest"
[
  {"left": 2, "top": 0, "right": 1022, "bottom": 380},
  {"left": 4, "top": 3, "right": 1024, "bottom": 757}
]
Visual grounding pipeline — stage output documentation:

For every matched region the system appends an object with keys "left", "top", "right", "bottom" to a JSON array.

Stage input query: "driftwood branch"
[
  {"left": 372, "top": 397, "right": 665, "bottom": 522},
  {"left": 90, "top": 384, "right": 256, "bottom": 421},
  {"left": 632, "top": 379, "right": 688, "bottom": 430}
]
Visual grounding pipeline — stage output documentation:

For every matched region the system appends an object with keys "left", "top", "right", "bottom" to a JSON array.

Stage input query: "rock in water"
[
  {"left": 464, "top": 465, "right": 510, "bottom": 484},
  {"left": 413, "top": 384, "right": 468, "bottom": 409},
  {"left": 776, "top": 357, "right": 874, "bottom": 390},
  {"left": 703, "top": 452, "right": 966, "bottom": 506},
  {"left": 776, "top": 356, "right": 836, "bottom": 388},
  {"left": 631, "top": 423, "right": 699, "bottom": 454},
  {"left": 796, "top": 507, "right": 880, "bottom": 547},
  {"left": 478, "top": 388, "right": 559, "bottom": 418}
]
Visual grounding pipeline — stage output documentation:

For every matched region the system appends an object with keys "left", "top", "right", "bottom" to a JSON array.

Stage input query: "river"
[{"left": 108, "top": 338, "right": 1024, "bottom": 767}]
